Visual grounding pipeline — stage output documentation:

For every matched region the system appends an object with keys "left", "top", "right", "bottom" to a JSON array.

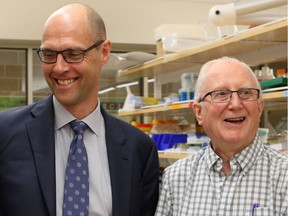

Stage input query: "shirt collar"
[
  {"left": 205, "top": 143, "right": 220, "bottom": 172},
  {"left": 204, "top": 136, "right": 264, "bottom": 174},
  {"left": 234, "top": 136, "right": 264, "bottom": 175},
  {"left": 53, "top": 96, "right": 103, "bottom": 136}
]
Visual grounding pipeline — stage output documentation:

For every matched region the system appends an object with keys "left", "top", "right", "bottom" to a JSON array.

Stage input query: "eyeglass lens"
[
  {"left": 211, "top": 89, "right": 259, "bottom": 102},
  {"left": 40, "top": 50, "right": 84, "bottom": 63},
  {"left": 37, "top": 40, "right": 104, "bottom": 64}
]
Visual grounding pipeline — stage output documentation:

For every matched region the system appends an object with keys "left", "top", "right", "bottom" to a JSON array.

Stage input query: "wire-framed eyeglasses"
[
  {"left": 199, "top": 88, "right": 260, "bottom": 103},
  {"left": 37, "top": 40, "right": 105, "bottom": 64}
]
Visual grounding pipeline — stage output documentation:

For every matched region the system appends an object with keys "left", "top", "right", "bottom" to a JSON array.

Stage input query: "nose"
[
  {"left": 53, "top": 53, "right": 68, "bottom": 73},
  {"left": 228, "top": 92, "right": 243, "bottom": 109}
]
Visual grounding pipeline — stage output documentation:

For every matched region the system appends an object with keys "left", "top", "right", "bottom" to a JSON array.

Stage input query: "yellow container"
[{"left": 141, "top": 97, "right": 159, "bottom": 106}]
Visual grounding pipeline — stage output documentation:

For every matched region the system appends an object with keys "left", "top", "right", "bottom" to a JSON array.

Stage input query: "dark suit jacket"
[{"left": 0, "top": 95, "right": 159, "bottom": 216}]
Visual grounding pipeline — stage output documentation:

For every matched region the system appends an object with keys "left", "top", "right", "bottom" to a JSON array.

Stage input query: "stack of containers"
[
  {"left": 150, "top": 119, "right": 187, "bottom": 151},
  {"left": 179, "top": 72, "right": 196, "bottom": 101},
  {"left": 254, "top": 66, "right": 275, "bottom": 82}
]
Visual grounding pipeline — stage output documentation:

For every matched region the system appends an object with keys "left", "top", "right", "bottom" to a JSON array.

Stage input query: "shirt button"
[{"left": 218, "top": 182, "right": 224, "bottom": 187}]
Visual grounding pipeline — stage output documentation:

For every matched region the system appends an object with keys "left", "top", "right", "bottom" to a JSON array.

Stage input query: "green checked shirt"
[{"left": 155, "top": 136, "right": 288, "bottom": 216}]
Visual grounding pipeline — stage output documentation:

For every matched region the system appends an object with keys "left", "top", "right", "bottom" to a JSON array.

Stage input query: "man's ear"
[
  {"left": 258, "top": 99, "right": 264, "bottom": 120},
  {"left": 193, "top": 102, "right": 203, "bottom": 126},
  {"left": 100, "top": 40, "right": 111, "bottom": 64}
]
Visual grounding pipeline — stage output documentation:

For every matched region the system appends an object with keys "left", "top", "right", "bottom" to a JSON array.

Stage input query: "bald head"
[
  {"left": 43, "top": 3, "right": 106, "bottom": 42},
  {"left": 194, "top": 57, "right": 261, "bottom": 102}
]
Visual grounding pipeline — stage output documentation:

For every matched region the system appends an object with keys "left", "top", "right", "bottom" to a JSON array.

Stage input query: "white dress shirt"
[{"left": 53, "top": 96, "right": 112, "bottom": 216}]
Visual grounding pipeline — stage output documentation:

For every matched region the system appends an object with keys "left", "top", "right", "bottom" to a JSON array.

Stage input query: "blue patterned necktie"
[{"left": 63, "top": 120, "right": 89, "bottom": 216}]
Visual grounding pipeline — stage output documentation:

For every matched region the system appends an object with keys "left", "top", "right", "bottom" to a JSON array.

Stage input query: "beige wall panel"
[{"left": 0, "top": 0, "right": 216, "bottom": 44}]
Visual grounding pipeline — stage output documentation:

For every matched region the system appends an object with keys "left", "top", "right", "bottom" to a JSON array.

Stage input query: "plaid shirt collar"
[{"left": 204, "top": 136, "right": 264, "bottom": 175}]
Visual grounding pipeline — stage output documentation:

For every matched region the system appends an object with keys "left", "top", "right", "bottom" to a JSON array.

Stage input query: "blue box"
[{"left": 152, "top": 134, "right": 187, "bottom": 150}]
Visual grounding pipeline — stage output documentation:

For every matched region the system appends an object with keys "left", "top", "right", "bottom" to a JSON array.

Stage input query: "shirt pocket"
[
  {"left": 244, "top": 207, "right": 279, "bottom": 216},
  {"left": 255, "top": 207, "right": 277, "bottom": 216},
  {"left": 244, "top": 207, "right": 286, "bottom": 216}
]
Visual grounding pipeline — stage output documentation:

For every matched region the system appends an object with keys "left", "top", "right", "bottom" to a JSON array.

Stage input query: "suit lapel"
[
  {"left": 25, "top": 101, "right": 133, "bottom": 215},
  {"left": 101, "top": 107, "right": 132, "bottom": 216},
  {"left": 26, "top": 96, "right": 56, "bottom": 216}
]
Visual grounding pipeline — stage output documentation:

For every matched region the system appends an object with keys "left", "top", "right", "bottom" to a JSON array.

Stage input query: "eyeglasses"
[
  {"left": 199, "top": 88, "right": 260, "bottom": 103},
  {"left": 37, "top": 40, "right": 105, "bottom": 64}
]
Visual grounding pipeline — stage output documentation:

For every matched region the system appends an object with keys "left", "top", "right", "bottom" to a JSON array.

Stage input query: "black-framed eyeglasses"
[
  {"left": 199, "top": 88, "right": 260, "bottom": 103},
  {"left": 36, "top": 40, "right": 105, "bottom": 64}
]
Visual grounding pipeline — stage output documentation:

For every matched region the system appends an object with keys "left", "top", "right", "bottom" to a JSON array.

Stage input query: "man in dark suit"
[{"left": 0, "top": 3, "right": 159, "bottom": 216}]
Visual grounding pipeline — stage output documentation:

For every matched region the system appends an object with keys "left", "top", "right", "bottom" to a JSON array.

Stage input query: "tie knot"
[{"left": 70, "top": 120, "right": 88, "bottom": 135}]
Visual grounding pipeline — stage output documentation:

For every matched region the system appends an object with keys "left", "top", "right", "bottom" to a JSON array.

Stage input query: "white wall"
[
  {"left": 1, "top": 0, "right": 286, "bottom": 45},
  {"left": 0, "top": 0, "right": 215, "bottom": 44}
]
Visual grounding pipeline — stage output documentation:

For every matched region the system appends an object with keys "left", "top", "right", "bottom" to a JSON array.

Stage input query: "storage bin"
[{"left": 152, "top": 134, "right": 187, "bottom": 150}]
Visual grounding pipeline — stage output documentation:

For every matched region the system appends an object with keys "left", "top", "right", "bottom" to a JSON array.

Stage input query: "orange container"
[{"left": 137, "top": 123, "right": 152, "bottom": 133}]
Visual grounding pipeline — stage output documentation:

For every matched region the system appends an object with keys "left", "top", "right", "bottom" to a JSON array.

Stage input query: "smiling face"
[
  {"left": 193, "top": 59, "right": 264, "bottom": 155},
  {"left": 40, "top": 4, "right": 111, "bottom": 118}
]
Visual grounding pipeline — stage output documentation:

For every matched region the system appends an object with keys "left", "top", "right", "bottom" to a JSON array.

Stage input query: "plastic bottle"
[{"left": 179, "top": 72, "right": 196, "bottom": 101}]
